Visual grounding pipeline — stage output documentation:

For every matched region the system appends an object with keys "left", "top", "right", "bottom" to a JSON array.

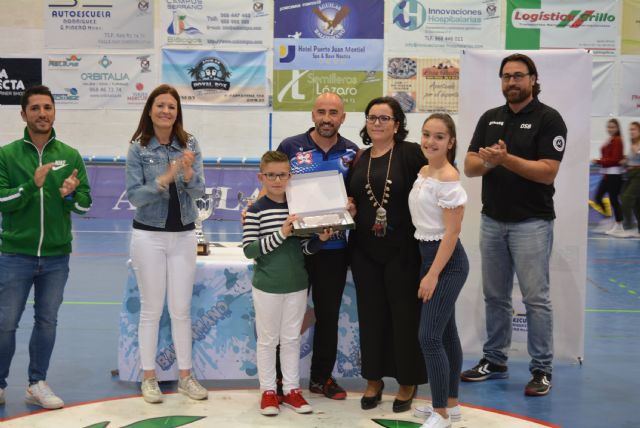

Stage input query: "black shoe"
[
  {"left": 525, "top": 370, "right": 552, "bottom": 396},
  {"left": 392, "top": 385, "right": 417, "bottom": 413},
  {"left": 309, "top": 376, "right": 347, "bottom": 400},
  {"left": 360, "top": 380, "right": 384, "bottom": 410},
  {"left": 460, "top": 358, "right": 509, "bottom": 382}
]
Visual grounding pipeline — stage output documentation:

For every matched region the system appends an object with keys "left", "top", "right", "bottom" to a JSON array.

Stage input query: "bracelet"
[
  {"left": 63, "top": 192, "right": 75, "bottom": 201},
  {"left": 483, "top": 161, "right": 496, "bottom": 169}
]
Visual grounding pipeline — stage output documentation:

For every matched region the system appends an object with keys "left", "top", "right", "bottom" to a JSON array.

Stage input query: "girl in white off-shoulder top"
[{"left": 408, "top": 113, "right": 469, "bottom": 428}]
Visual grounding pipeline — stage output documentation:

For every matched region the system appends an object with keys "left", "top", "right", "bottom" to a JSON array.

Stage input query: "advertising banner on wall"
[
  {"left": 162, "top": 49, "right": 267, "bottom": 106},
  {"left": 160, "top": 0, "right": 271, "bottom": 48},
  {"left": 44, "top": 0, "right": 153, "bottom": 49},
  {"left": 387, "top": 0, "right": 501, "bottom": 54},
  {"left": 273, "top": 0, "right": 384, "bottom": 111},
  {"left": 0, "top": 58, "right": 42, "bottom": 106},
  {"left": 622, "top": 0, "right": 640, "bottom": 55},
  {"left": 45, "top": 54, "right": 155, "bottom": 109},
  {"left": 619, "top": 61, "right": 640, "bottom": 116},
  {"left": 387, "top": 57, "right": 459, "bottom": 113},
  {"left": 591, "top": 60, "right": 615, "bottom": 117},
  {"left": 506, "top": 0, "right": 619, "bottom": 56}
]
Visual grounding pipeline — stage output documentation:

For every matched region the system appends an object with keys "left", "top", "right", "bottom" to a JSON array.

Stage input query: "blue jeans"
[
  {"left": 480, "top": 215, "right": 554, "bottom": 374},
  {"left": 0, "top": 254, "right": 70, "bottom": 389}
]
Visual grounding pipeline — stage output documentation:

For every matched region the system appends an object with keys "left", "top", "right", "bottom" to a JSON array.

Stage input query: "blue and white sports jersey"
[{"left": 277, "top": 128, "right": 360, "bottom": 250}]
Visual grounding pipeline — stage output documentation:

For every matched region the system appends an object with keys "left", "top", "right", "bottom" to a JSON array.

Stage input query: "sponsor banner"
[
  {"left": 273, "top": 69, "right": 382, "bottom": 111},
  {"left": 84, "top": 165, "right": 260, "bottom": 222},
  {"left": 506, "top": 0, "right": 619, "bottom": 56},
  {"left": 619, "top": 60, "right": 640, "bottom": 116},
  {"left": 45, "top": 54, "right": 155, "bottom": 109},
  {"left": 387, "top": 57, "right": 459, "bottom": 113},
  {"left": 162, "top": 49, "right": 267, "bottom": 106},
  {"left": 160, "top": 0, "right": 271, "bottom": 48},
  {"left": 274, "top": 0, "right": 384, "bottom": 39},
  {"left": 591, "top": 60, "right": 615, "bottom": 117},
  {"left": 45, "top": 0, "right": 153, "bottom": 49},
  {"left": 622, "top": 0, "right": 640, "bottom": 55},
  {"left": 0, "top": 58, "right": 42, "bottom": 105},
  {"left": 274, "top": 39, "right": 383, "bottom": 71},
  {"left": 387, "top": 0, "right": 501, "bottom": 54}
]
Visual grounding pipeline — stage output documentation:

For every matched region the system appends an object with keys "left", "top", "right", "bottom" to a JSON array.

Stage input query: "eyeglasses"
[
  {"left": 261, "top": 172, "right": 291, "bottom": 181},
  {"left": 365, "top": 114, "right": 394, "bottom": 124},
  {"left": 500, "top": 73, "right": 530, "bottom": 83}
]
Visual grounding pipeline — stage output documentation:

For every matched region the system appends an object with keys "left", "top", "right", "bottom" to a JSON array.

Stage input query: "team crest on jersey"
[{"left": 295, "top": 151, "right": 313, "bottom": 165}]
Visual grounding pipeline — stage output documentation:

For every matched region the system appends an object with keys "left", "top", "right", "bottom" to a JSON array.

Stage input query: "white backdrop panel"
[{"left": 457, "top": 49, "right": 590, "bottom": 363}]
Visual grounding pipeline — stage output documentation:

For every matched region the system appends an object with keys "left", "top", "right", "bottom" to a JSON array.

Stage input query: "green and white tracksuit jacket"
[{"left": 0, "top": 128, "right": 92, "bottom": 257}]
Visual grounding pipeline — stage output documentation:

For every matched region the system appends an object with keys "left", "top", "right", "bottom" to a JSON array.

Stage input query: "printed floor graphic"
[{"left": 2, "top": 389, "right": 558, "bottom": 428}]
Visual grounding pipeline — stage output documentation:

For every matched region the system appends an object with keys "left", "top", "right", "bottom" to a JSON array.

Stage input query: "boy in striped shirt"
[{"left": 243, "top": 151, "right": 331, "bottom": 416}]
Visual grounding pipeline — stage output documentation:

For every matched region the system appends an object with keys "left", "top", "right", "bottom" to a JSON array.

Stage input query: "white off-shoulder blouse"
[{"left": 408, "top": 175, "right": 467, "bottom": 241}]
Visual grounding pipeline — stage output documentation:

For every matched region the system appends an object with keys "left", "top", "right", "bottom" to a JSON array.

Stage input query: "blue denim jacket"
[{"left": 126, "top": 135, "right": 205, "bottom": 228}]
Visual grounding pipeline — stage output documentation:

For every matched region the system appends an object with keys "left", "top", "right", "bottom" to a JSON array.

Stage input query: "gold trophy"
[{"left": 195, "top": 188, "right": 220, "bottom": 256}]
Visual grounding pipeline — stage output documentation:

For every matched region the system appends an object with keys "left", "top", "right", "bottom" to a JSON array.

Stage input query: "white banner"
[
  {"left": 160, "top": 0, "right": 271, "bottom": 48},
  {"left": 458, "top": 50, "right": 590, "bottom": 363},
  {"left": 592, "top": 60, "right": 615, "bottom": 117},
  {"left": 619, "top": 61, "right": 640, "bottom": 116},
  {"left": 387, "top": 0, "right": 501, "bottom": 54},
  {"left": 45, "top": 54, "right": 156, "bottom": 109},
  {"left": 44, "top": 0, "right": 153, "bottom": 49}
]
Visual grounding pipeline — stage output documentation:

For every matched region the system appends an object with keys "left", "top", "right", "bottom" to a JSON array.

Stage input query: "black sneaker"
[
  {"left": 309, "top": 376, "right": 347, "bottom": 400},
  {"left": 525, "top": 370, "right": 552, "bottom": 396},
  {"left": 461, "top": 358, "right": 509, "bottom": 382}
]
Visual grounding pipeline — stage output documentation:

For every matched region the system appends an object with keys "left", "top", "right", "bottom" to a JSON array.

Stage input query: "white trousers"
[
  {"left": 252, "top": 287, "right": 307, "bottom": 394},
  {"left": 130, "top": 229, "right": 197, "bottom": 371}
]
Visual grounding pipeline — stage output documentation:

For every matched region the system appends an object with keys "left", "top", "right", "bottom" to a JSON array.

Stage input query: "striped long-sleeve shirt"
[{"left": 242, "top": 195, "right": 322, "bottom": 293}]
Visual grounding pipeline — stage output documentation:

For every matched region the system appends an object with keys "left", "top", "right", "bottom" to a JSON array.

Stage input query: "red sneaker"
[
  {"left": 260, "top": 390, "right": 280, "bottom": 416},
  {"left": 282, "top": 388, "right": 313, "bottom": 414}
]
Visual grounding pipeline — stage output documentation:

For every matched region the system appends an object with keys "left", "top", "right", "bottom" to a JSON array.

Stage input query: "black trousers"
[
  {"left": 306, "top": 248, "right": 349, "bottom": 382},
  {"left": 594, "top": 174, "right": 623, "bottom": 222},
  {"left": 350, "top": 239, "right": 428, "bottom": 386},
  {"left": 275, "top": 248, "right": 349, "bottom": 383}
]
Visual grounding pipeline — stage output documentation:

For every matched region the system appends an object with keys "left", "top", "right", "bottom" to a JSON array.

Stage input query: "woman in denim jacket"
[{"left": 125, "top": 84, "right": 206, "bottom": 404}]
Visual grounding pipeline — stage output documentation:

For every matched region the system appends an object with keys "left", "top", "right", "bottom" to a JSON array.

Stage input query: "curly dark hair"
[{"left": 359, "top": 96, "right": 408, "bottom": 146}]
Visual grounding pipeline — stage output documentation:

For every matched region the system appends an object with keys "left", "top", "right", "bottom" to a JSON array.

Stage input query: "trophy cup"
[
  {"left": 195, "top": 188, "right": 221, "bottom": 256},
  {"left": 237, "top": 191, "right": 257, "bottom": 210}
]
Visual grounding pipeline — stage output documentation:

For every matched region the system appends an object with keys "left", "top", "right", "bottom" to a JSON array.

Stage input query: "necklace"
[{"left": 365, "top": 144, "right": 394, "bottom": 237}]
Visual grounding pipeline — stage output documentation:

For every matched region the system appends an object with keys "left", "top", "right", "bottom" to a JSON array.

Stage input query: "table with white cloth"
[{"left": 117, "top": 246, "right": 361, "bottom": 381}]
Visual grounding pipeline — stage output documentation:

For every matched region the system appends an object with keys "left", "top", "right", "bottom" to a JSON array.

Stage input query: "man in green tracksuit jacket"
[{"left": 0, "top": 85, "right": 91, "bottom": 410}]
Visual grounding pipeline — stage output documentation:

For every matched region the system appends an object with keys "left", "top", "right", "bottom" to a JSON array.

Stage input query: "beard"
[
  {"left": 316, "top": 122, "right": 338, "bottom": 138},
  {"left": 502, "top": 85, "right": 532, "bottom": 104}
]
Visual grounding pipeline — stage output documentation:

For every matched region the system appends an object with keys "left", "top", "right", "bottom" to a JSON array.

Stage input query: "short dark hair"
[
  {"left": 260, "top": 150, "right": 289, "bottom": 171},
  {"left": 499, "top": 53, "right": 541, "bottom": 97},
  {"left": 21, "top": 85, "right": 55, "bottom": 112},
  {"left": 359, "top": 96, "right": 408, "bottom": 146},
  {"left": 130, "top": 84, "right": 189, "bottom": 147}
]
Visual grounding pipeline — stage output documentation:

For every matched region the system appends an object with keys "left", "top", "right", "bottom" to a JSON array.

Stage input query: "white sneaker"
[
  {"left": 605, "top": 222, "right": 624, "bottom": 235},
  {"left": 415, "top": 403, "right": 461, "bottom": 422},
  {"left": 25, "top": 381, "right": 64, "bottom": 409},
  {"left": 141, "top": 377, "right": 163, "bottom": 403},
  {"left": 0, "top": 387, "right": 5, "bottom": 405},
  {"left": 420, "top": 411, "right": 452, "bottom": 428},
  {"left": 178, "top": 375, "right": 208, "bottom": 400},
  {"left": 610, "top": 229, "right": 640, "bottom": 238},
  {"left": 593, "top": 219, "right": 613, "bottom": 233}
]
